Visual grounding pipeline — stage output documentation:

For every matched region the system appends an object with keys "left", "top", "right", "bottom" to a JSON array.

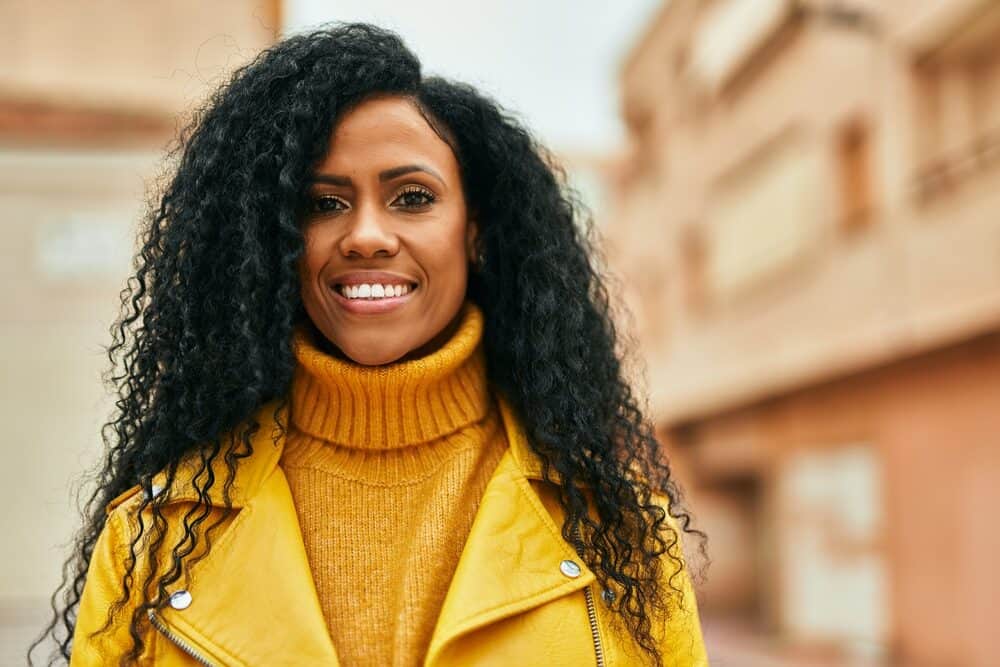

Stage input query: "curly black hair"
[{"left": 29, "top": 22, "right": 706, "bottom": 667}]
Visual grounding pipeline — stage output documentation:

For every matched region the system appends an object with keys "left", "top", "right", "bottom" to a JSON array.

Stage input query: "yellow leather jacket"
[{"left": 71, "top": 396, "right": 708, "bottom": 666}]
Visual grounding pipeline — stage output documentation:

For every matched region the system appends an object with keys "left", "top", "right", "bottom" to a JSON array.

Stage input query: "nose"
[{"left": 337, "top": 201, "right": 399, "bottom": 258}]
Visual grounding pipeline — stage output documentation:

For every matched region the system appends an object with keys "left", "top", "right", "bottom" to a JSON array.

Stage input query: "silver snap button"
[
  {"left": 169, "top": 590, "right": 192, "bottom": 610},
  {"left": 601, "top": 588, "right": 616, "bottom": 604},
  {"left": 559, "top": 559, "right": 581, "bottom": 578},
  {"left": 145, "top": 483, "right": 164, "bottom": 501}
]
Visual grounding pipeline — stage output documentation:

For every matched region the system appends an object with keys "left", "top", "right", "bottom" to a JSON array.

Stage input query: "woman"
[{"left": 32, "top": 22, "right": 707, "bottom": 667}]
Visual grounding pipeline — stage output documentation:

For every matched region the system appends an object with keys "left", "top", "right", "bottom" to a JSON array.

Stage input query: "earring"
[{"left": 472, "top": 250, "right": 485, "bottom": 271}]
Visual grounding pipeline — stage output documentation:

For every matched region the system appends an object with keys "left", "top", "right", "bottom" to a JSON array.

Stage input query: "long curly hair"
[{"left": 30, "top": 22, "right": 705, "bottom": 667}]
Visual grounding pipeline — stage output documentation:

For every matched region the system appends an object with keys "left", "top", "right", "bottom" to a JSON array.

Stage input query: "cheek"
[
  {"left": 421, "top": 224, "right": 470, "bottom": 282},
  {"left": 445, "top": 208, "right": 473, "bottom": 259},
  {"left": 300, "top": 227, "right": 326, "bottom": 270}
]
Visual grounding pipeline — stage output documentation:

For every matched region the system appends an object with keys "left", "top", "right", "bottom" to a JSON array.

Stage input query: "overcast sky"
[{"left": 283, "top": 0, "right": 662, "bottom": 155}]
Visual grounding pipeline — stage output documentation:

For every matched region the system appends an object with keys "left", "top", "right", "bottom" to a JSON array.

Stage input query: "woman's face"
[{"left": 298, "top": 95, "right": 477, "bottom": 366}]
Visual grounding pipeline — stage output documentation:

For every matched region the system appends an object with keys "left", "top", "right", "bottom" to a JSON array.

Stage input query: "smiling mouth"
[{"left": 333, "top": 282, "right": 419, "bottom": 300}]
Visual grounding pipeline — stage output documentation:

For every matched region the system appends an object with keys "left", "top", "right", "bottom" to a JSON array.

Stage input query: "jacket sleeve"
[
  {"left": 70, "top": 509, "right": 138, "bottom": 666},
  {"left": 655, "top": 500, "right": 710, "bottom": 666}
]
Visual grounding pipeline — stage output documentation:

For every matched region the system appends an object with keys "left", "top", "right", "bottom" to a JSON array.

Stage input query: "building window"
[
  {"left": 777, "top": 444, "right": 888, "bottom": 660},
  {"left": 837, "top": 119, "right": 874, "bottom": 232},
  {"left": 702, "top": 130, "right": 824, "bottom": 302}
]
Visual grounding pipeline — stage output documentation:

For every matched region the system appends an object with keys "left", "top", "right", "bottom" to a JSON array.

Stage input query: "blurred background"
[{"left": 2, "top": 1, "right": 998, "bottom": 665}]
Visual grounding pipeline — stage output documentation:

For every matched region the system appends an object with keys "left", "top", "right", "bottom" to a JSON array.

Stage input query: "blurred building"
[
  {"left": 0, "top": 2, "right": 276, "bottom": 661},
  {"left": 611, "top": 0, "right": 1000, "bottom": 665}
]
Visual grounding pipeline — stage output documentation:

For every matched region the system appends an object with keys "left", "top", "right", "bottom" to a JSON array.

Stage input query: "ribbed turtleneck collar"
[{"left": 288, "top": 300, "right": 490, "bottom": 450}]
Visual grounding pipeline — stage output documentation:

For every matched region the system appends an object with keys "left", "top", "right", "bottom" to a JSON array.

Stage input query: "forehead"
[{"left": 319, "top": 96, "right": 457, "bottom": 174}]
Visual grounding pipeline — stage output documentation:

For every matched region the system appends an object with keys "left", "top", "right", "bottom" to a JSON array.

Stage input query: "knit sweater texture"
[{"left": 280, "top": 300, "right": 508, "bottom": 666}]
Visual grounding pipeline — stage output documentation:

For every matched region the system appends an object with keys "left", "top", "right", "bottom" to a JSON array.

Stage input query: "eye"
[
  {"left": 392, "top": 186, "right": 435, "bottom": 210},
  {"left": 311, "top": 195, "right": 349, "bottom": 214}
]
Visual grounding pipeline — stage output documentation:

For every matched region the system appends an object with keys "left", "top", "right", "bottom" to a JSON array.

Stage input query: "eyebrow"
[{"left": 309, "top": 164, "right": 445, "bottom": 187}]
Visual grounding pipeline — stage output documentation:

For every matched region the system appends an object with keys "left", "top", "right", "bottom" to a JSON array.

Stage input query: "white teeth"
[{"left": 338, "top": 282, "right": 414, "bottom": 300}]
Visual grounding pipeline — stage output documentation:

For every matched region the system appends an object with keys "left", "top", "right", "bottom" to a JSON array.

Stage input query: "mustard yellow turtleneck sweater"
[{"left": 280, "top": 300, "right": 508, "bottom": 666}]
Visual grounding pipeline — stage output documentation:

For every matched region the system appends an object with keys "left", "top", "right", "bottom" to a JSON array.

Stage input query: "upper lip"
[{"left": 330, "top": 271, "right": 419, "bottom": 287}]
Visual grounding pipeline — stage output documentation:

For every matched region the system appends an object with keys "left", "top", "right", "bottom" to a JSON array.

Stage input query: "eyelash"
[
  {"left": 310, "top": 186, "right": 436, "bottom": 214},
  {"left": 394, "top": 185, "right": 435, "bottom": 209}
]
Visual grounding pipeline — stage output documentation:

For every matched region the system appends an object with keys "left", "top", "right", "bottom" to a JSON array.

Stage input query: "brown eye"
[
  {"left": 312, "top": 195, "right": 348, "bottom": 213},
  {"left": 392, "top": 186, "right": 435, "bottom": 209}
]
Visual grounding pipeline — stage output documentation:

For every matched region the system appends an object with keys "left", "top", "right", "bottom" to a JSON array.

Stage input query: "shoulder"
[
  {"left": 72, "top": 506, "right": 138, "bottom": 664},
  {"left": 100, "top": 398, "right": 288, "bottom": 520}
]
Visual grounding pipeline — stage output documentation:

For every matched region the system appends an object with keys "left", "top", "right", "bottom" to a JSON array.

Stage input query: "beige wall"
[
  {"left": 1, "top": 148, "right": 158, "bottom": 596},
  {"left": 0, "top": 3, "right": 276, "bottom": 661},
  {"left": 0, "top": 1, "right": 278, "bottom": 115}
]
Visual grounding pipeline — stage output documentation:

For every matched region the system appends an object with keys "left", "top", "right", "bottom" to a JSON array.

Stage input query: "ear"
[{"left": 465, "top": 217, "right": 479, "bottom": 261}]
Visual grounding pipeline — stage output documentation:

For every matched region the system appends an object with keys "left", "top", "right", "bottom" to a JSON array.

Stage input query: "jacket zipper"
[
  {"left": 148, "top": 610, "right": 218, "bottom": 667},
  {"left": 572, "top": 522, "right": 606, "bottom": 667}
]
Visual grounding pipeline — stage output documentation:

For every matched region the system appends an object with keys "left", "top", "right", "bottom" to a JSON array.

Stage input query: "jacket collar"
[
  {"left": 495, "top": 392, "right": 553, "bottom": 482},
  {"left": 144, "top": 393, "right": 595, "bottom": 666},
  {"left": 146, "top": 391, "right": 560, "bottom": 509},
  {"left": 145, "top": 399, "right": 288, "bottom": 508},
  {"left": 424, "top": 389, "right": 591, "bottom": 662},
  {"left": 424, "top": 447, "right": 593, "bottom": 665}
]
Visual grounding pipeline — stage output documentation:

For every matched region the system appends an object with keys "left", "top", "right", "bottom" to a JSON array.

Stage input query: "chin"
[{"left": 338, "top": 340, "right": 411, "bottom": 366}]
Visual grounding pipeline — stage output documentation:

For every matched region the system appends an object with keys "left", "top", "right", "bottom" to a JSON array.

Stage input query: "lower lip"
[{"left": 331, "top": 285, "right": 418, "bottom": 315}]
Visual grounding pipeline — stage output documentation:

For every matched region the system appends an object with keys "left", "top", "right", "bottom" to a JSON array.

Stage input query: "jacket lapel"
[
  {"left": 423, "top": 395, "right": 595, "bottom": 666},
  {"left": 153, "top": 467, "right": 340, "bottom": 665},
  {"left": 147, "top": 394, "right": 588, "bottom": 666},
  {"left": 148, "top": 400, "right": 339, "bottom": 666}
]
